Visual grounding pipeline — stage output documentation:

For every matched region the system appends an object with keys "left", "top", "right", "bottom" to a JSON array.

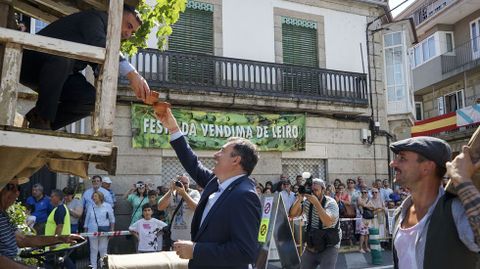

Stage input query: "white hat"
[
  {"left": 102, "top": 176, "right": 112, "bottom": 184},
  {"left": 312, "top": 178, "right": 326, "bottom": 189}
]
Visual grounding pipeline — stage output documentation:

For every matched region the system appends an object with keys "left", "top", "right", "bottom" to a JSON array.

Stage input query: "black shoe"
[{"left": 25, "top": 108, "right": 51, "bottom": 130}]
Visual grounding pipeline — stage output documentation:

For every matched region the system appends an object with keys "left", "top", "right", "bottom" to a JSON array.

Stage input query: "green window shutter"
[
  {"left": 281, "top": 18, "right": 319, "bottom": 94},
  {"left": 282, "top": 21, "right": 318, "bottom": 67},
  {"left": 168, "top": 6, "right": 214, "bottom": 85},
  {"left": 169, "top": 7, "right": 213, "bottom": 54}
]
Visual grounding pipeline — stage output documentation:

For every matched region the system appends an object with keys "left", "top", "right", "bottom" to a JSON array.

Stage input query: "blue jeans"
[
  {"left": 71, "top": 224, "right": 78, "bottom": 233},
  {"left": 300, "top": 246, "right": 339, "bottom": 269}
]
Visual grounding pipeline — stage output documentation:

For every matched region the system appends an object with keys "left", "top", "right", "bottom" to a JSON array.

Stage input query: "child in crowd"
[
  {"left": 25, "top": 204, "right": 36, "bottom": 230},
  {"left": 147, "top": 190, "right": 165, "bottom": 221},
  {"left": 129, "top": 203, "right": 168, "bottom": 253}
]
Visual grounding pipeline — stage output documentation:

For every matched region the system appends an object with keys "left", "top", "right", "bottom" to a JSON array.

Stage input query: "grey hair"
[
  {"left": 32, "top": 183, "right": 44, "bottom": 193},
  {"left": 312, "top": 178, "right": 326, "bottom": 189},
  {"left": 177, "top": 174, "right": 190, "bottom": 182},
  {"left": 50, "top": 189, "right": 64, "bottom": 200}
]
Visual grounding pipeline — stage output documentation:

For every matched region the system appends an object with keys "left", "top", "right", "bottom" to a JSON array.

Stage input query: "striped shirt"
[
  {"left": 303, "top": 195, "right": 342, "bottom": 248},
  {"left": 0, "top": 211, "right": 17, "bottom": 258}
]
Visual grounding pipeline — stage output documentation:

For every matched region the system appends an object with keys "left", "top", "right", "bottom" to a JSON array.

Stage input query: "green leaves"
[
  {"left": 121, "top": 0, "right": 187, "bottom": 55},
  {"left": 7, "top": 201, "right": 35, "bottom": 235},
  {"left": 131, "top": 104, "right": 306, "bottom": 151}
]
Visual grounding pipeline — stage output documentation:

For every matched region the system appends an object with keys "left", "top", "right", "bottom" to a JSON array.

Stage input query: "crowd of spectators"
[
  {"left": 17, "top": 173, "right": 205, "bottom": 268},
  {"left": 253, "top": 174, "right": 411, "bottom": 253},
  {"left": 16, "top": 172, "right": 410, "bottom": 266}
]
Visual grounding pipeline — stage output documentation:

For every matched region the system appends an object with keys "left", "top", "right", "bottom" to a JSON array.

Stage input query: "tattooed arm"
[{"left": 447, "top": 146, "right": 480, "bottom": 245}]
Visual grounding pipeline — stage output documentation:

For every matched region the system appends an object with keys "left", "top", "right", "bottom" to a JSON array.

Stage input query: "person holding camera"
[
  {"left": 123, "top": 181, "right": 149, "bottom": 226},
  {"left": 289, "top": 178, "right": 341, "bottom": 269},
  {"left": 157, "top": 174, "right": 200, "bottom": 249}
]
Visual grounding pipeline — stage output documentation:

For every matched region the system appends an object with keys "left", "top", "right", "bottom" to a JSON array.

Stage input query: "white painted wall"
[
  {"left": 272, "top": 0, "right": 368, "bottom": 73},
  {"left": 223, "top": 0, "right": 276, "bottom": 62},
  {"left": 145, "top": 0, "right": 369, "bottom": 73}
]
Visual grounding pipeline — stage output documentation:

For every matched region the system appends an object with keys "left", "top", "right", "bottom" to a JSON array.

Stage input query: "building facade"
[
  {"left": 93, "top": 0, "right": 392, "bottom": 194},
  {"left": 396, "top": 0, "right": 480, "bottom": 154},
  {"left": 17, "top": 0, "right": 391, "bottom": 231}
]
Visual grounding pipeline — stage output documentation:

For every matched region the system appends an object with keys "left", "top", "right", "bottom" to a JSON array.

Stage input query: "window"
[
  {"left": 422, "top": 36, "right": 436, "bottom": 61},
  {"left": 168, "top": 1, "right": 214, "bottom": 84},
  {"left": 384, "top": 32, "right": 406, "bottom": 102},
  {"left": 162, "top": 157, "right": 215, "bottom": 185},
  {"left": 282, "top": 17, "right": 318, "bottom": 67},
  {"left": 445, "top": 90, "right": 464, "bottom": 113},
  {"left": 446, "top": 33, "right": 453, "bottom": 52},
  {"left": 470, "top": 18, "right": 480, "bottom": 59},
  {"left": 414, "top": 46, "right": 422, "bottom": 66},
  {"left": 437, "top": 90, "right": 464, "bottom": 115},
  {"left": 412, "top": 34, "right": 438, "bottom": 68},
  {"left": 30, "top": 19, "right": 48, "bottom": 34},
  {"left": 169, "top": 4, "right": 213, "bottom": 54},
  {"left": 281, "top": 17, "right": 319, "bottom": 93},
  {"left": 281, "top": 158, "right": 326, "bottom": 182},
  {"left": 415, "top": 102, "right": 423, "bottom": 121}
]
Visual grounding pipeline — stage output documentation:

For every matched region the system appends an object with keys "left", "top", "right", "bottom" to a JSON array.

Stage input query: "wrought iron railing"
[
  {"left": 411, "top": 0, "right": 456, "bottom": 26},
  {"left": 120, "top": 49, "right": 368, "bottom": 105},
  {"left": 441, "top": 35, "right": 480, "bottom": 74}
]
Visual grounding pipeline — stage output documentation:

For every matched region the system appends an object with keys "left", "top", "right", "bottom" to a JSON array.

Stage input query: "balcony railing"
[
  {"left": 120, "top": 49, "right": 368, "bottom": 105},
  {"left": 411, "top": 0, "right": 456, "bottom": 26},
  {"left": 441, "top": 35, "right": 480, "bottom": 74}
]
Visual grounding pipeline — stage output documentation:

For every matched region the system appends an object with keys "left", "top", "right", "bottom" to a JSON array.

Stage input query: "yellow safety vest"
[{"left": 45, "top": 204, "right": 71, "bottom": 250}]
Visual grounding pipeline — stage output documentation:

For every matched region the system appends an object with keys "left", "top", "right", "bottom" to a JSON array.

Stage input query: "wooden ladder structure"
[{"left": 0, "top": 0, "right": 134, "bottom": 187}]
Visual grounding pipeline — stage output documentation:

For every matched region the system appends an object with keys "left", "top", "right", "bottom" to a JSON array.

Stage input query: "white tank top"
[{"left": 394, "top": 216, "right": 428, "bottom": 269}]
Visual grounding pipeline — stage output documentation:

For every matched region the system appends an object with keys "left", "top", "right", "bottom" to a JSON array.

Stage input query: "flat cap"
[{"left": 390, "top": 136, "right": 451, "bottom": 168}]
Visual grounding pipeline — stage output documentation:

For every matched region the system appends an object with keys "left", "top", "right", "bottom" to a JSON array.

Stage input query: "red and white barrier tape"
[
  {"left": 78, "top": 230, "right": 131, "bottom": 237},
  {"left": 339, "top": 217, "right": 362, "bottom": 221}
]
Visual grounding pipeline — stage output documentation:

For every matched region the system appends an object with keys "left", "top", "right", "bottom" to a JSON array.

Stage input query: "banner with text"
[{"left": 131, "top": 104, "right": 305, "bottom": 151}]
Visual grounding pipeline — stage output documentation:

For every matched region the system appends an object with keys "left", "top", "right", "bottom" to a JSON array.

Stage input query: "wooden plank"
[
  {"left": 79, "top": 0, "right": 106, "bottom": 10},
  {"left": 1, "top": 124, "right": 110, "bottom": 141},
  {"left": 0, "top": 1, "right": 12, "bottom": 27},
  {"left": 0, "top": 43, "right": 22, "bottom": 126},
  {"left": 0, "top": 129, "right": 113, "bottom": 155},
  {"left": 26, "top": 0, "right": 79, "bottom": 16},
  {"left": 0, "top": 27, "right": 105, "bottom": 63},
  {"left": 13, "top": 0, "right": 58, "bottom": 23},
  {"left": 93, "top": 0, "right": 122, "bottom": 138}
]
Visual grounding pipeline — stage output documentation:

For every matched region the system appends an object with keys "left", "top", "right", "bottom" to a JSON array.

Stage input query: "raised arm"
[
  {"left": 447, "top": 146, "right": 480, "bottom": 245},
  {"left": 155, "top": 108, "right": 214, "bottom": 188}
]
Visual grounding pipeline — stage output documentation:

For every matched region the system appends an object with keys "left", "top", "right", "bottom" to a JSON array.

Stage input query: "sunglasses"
[
  {"left": 372, "top": 191, "right": 378, "bottom": 194},
  {"left": 6, "top": 183, "right": 21, "bottom": 192},
  {"left": 361, "top": 191, "right": 368, "bottom": 194}
]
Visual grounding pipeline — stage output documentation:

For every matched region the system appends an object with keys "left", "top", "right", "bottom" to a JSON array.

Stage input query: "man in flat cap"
[{"left": 389, "top": 136, "right": 480, "bottom": 269}]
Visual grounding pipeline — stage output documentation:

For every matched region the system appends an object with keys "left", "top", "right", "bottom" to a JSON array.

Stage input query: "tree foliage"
[
  {"left": 7, "top": 201, "right": 35, "bottom": 235},
  {"left": 121, "top": 0, "right": 187, "bottom": 55}
]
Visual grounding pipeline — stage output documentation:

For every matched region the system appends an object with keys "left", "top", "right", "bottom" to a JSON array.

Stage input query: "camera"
[
  {"left": 298, "top": 185, "right": 312, "bottom": 195},
  {"left": 135, "top": 183, "right": 145, "bottom": 188},
  {"left": 175, "top": 181, "right": 183, "bottom": 188}
]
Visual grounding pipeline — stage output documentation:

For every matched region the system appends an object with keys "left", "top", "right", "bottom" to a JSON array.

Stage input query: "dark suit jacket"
[
  {"left": 171, "top": 136, "right": 262, "bottom": 269},
  {"left": 37, "top": 10, "right": 110, "bottom": 72},
  {"left": 23, "top": 10, "right": 127, "bottom": 76}
]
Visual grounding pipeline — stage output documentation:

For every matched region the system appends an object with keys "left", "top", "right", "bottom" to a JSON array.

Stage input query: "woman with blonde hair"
[{"left": 84, "top": 191, "right": 114, "bottom": 269}]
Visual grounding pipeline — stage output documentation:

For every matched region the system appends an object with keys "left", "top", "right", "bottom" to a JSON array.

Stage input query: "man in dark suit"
[
  {"left": 20, "top": 5, "right": 150, "bottom": 130},
  {"left": 155, "top": 107, "right": 262, "bottom": 269}
]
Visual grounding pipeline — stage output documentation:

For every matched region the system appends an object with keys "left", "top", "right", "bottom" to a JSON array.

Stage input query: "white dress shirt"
[{"left": 200, "top": 174, "right": 245, "bottom": 226}]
